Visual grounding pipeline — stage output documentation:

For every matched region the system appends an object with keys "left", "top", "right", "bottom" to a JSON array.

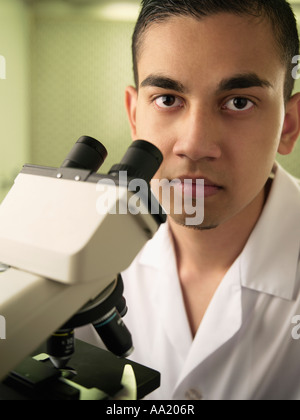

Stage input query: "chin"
[{"left": 170, "top": 214, "right": 219, "bottom": 231}]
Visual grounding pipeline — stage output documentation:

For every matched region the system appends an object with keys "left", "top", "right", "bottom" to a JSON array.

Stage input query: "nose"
[{"left": 172, "top": 108, "right": 222, "bottom": 161}]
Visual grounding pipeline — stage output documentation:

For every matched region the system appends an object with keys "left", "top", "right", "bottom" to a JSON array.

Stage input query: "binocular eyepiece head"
[{"left": 61, "top": 136, "right": 163, "bottom": 183}]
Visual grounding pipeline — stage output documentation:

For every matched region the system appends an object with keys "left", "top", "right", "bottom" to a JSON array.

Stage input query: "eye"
[
  {"left": 223, "top": 97, "right": 255, "bottom": 112},
  {"left": 154, "top": 95, "right": 184, "bottom": 110}
]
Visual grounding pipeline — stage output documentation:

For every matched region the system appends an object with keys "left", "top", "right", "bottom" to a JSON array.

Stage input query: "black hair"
[{"left": 132, "top": 0, "right": 299, "bottom": 101}]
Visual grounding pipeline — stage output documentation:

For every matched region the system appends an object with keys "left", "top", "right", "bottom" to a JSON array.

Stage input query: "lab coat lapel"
[
  {"left": 240, "top": 165, "right": 300, "bottom": 299},
  {"left": 175, "top": 257, "right": 242, "bottom": 389}
]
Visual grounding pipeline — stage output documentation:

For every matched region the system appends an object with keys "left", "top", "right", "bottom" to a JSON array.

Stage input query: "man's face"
[{"left": 126, "top": 13, "right": 292, "bottom": 229}]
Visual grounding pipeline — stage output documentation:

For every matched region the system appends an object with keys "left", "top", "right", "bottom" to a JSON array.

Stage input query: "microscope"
[{"left": 0, "top": 136, "right": 165, "bottom": 400}]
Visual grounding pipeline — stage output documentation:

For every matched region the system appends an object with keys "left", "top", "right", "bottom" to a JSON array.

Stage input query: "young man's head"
[
  {"left": 132, "top": 0, "right": 299, "bottom": 103},
  {"left": 125, "top": 0, "right": 300, "bottom": 230}
]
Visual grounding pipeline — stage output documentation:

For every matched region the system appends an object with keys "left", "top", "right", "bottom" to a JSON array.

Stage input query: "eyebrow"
[
  {"left": 140, "top": 75, "right": 186, "bottom": 93},
  {"left": 140, "top": 72, "right": 273, "bottom": 94},
  {"left": 217, "top": 73, "right": 273, "bottom": 92}
]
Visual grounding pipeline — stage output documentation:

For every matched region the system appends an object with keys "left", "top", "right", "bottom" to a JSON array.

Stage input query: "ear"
[
  {"left": 278, "top": 92, "right": 300, "bottom": 155},
  {"left": 125, "top": 85, "right": 138, "bottom": 140}
]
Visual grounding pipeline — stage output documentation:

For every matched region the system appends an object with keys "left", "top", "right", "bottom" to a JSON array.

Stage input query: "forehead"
[{"left": 137, "top": 13, "right": 285, "bottom": 90}]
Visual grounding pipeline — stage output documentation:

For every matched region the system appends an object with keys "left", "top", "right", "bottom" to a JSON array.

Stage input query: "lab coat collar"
[{"left": 240, "top": 164, "right": 300, "bottom": 300}]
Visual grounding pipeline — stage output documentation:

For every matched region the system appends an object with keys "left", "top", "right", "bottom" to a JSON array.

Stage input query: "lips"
[{"left": 171, "top": 176, "right": 222, "bottom": 198}]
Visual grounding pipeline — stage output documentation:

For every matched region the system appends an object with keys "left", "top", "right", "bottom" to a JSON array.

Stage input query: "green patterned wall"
[
  {"left": 0, "top": 0, "right": 31, "bottom": 202},
  {"left": 30, "top": 13, "right": 136, "bottom": 174}
]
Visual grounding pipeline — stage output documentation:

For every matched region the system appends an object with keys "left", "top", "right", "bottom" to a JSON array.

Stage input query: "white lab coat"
[{"left": 77, "top": 164, "right": 300, "bottom": 400}]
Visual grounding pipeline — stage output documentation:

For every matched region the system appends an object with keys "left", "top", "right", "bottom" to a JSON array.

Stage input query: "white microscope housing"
[{"left": 0, "top": 137, "right": 165, "bottom": 382}]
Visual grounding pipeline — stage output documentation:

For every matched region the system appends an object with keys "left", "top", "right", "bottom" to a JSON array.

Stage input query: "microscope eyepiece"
[
  {"left": 61, "top": 136, "right": 108, "bottom": 172},
  {"left": 108, "top": 140, "right": 163, "bottom": 183}
]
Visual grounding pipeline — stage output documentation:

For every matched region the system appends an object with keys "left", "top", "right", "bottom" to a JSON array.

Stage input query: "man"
[{"left": 78, "top": 0, "right": 300, "bottom": 399}]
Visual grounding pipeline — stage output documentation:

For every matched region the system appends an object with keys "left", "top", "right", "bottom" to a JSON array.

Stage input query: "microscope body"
[{"left": 0, "top": 138, "right": 164, "bottom": 384}]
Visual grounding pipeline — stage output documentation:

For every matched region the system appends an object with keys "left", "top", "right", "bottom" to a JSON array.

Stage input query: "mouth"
[{"left": 170, "top": 176, "right": 223, "bottom": 198}]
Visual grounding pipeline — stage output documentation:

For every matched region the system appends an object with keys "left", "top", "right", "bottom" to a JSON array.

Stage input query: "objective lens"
[
  {"left": 47, "top": 328, "right": 75, "bottom": 369},
  {"left": 116, "top": 296, "right": 128, "bottom": 318},
  {"left": 93, "top": 309, "right": 133, "bottom": 358}
]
